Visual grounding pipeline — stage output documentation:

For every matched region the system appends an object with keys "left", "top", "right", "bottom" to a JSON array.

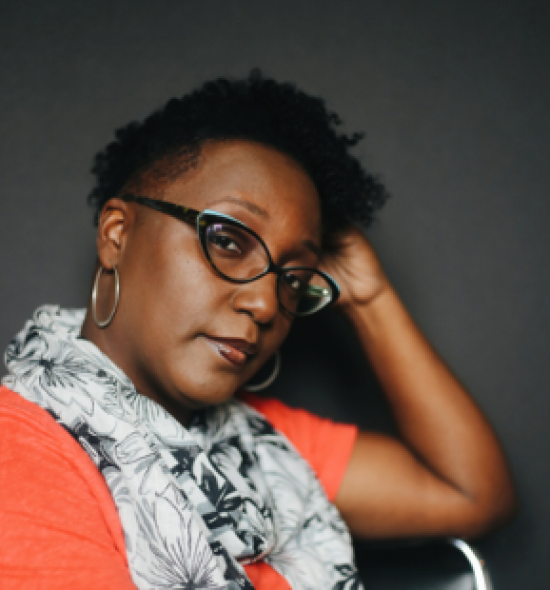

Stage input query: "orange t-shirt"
[{"left": 0, "top": 386, "right": 357, "bottom": 589}]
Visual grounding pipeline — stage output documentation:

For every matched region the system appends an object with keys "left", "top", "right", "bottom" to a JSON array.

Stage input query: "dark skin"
[{"left": 81, "top": 140, "right": 517, "bottom": 540}]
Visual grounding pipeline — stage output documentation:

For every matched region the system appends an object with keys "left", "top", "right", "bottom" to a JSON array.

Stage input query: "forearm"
[{"left": 343, "top": 284, "right": 517, "bottom": 533}]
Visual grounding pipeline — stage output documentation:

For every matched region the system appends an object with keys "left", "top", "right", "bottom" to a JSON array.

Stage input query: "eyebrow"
[
  {"left": 207, "top": 196, "right": 269, "bottom": 219},
  {"left": 303, "top": 239, "right": 321, "bottom": 258},
  {"left": 208, "top": 195, "right": 321, "bottom": 258}
]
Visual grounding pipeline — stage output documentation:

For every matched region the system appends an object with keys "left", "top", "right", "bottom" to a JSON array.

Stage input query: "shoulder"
[
  {"left": 0, "top": 386, "right": 129, "bottom": 574},
  {"left": 1, "top": 385, "right": 105, "bottom": 481},
  {"left": 0, "top": 385, "right": 78, "bottom": 461},
  {"left": 237, "top": 391, "right": 358, "bottom": 501}
]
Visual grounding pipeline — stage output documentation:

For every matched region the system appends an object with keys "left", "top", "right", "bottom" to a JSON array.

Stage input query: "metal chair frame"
[{"left": 447, "top": 538, "right": 493, "bottom": 590}]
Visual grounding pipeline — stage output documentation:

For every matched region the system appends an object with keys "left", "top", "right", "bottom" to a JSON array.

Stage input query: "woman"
[{"left": 0, "top": 71, "right": 516, "bottom": 589}]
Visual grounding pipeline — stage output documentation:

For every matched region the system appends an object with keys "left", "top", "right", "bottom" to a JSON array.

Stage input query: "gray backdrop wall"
[{"left": 1, "top": 1, "right": 549, "bottom": 587}]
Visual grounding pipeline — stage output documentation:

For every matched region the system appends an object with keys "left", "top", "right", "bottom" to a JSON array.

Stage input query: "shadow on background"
[
  {"left": 355, "top": 541, "right": 480, "bottom": 589},
  {"left": 268, "top": 310, "right": 395, "bottom": 432}
]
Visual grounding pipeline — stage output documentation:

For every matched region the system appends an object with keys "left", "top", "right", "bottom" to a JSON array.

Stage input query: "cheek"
[
  {"left": 122, "top": 229, "right": 225, "bottom": 342},
  {"left": 153, "top": 250, "right": 224, "bottom": 334}
]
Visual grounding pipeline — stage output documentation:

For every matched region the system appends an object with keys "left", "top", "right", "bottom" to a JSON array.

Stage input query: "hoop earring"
[
  {"left": 244, "top": 351, "right": 281, "bottom": 392},
  {"left": 92, "top": 266, "right": 120, "bottom": 329}
]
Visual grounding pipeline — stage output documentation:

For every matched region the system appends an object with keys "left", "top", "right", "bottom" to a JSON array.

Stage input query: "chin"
[{"left": 173, "top": 373, "right": 242, "bottom": 410}]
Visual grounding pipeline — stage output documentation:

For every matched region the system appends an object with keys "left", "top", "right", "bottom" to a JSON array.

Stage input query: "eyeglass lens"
[{"left": 203, "top": 221, "right": 333, "bottom": 315}]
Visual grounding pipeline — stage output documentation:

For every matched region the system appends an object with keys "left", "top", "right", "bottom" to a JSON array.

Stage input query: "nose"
[{"left": 231, "top": 272, "right": 279, "bottom": 324}]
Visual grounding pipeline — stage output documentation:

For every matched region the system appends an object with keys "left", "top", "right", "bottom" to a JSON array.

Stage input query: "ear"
[{"left": 96, "top": 198, "right": 135, "bottom": 269}]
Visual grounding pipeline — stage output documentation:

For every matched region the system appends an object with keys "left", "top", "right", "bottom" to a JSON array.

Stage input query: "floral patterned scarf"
[{"left": 3, "top": 305, "right": 362, "bottom": 590}]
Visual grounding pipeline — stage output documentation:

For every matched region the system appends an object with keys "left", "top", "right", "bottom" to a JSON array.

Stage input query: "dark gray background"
[{"left": 1, "top": 1, "right": 548, "bottom": 588}]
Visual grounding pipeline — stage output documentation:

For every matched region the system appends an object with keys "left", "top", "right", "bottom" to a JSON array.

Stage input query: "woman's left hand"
[{"left": 319, "top": 225, "right": 388, "bottom": 311}]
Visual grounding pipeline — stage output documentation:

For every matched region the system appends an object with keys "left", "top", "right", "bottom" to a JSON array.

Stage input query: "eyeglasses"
[{"left": 120, "top": 194, "right": 340, "bottom": 316}]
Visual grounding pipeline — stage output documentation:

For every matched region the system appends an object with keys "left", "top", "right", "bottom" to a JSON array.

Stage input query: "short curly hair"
[{"left": 88, "top": 70, "right": 389, "bottom": 235}]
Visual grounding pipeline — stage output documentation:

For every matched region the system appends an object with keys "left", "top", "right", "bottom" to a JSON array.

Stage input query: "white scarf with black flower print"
[{"left": 4, "top": 305, "right": 363, "bottom": 590}]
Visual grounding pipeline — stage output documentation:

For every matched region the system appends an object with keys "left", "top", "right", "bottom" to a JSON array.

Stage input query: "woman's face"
[{"left": 99, "top": 140, "right": 322, "bottom": 420}]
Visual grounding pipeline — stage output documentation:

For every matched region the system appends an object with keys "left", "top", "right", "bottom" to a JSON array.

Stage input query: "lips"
[{"left": 204, "top": 336, "right": 257, "bottom": 367}]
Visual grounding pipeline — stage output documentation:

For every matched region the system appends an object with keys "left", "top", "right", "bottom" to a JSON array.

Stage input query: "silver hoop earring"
[
  {"left": 244, "top": 351, "right": 281, "bottom": 392},
  {"left": 92, "top": 266, "right": 120, "bottom": 329}
]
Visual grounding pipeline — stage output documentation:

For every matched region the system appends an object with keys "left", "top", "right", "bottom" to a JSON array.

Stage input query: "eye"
[
  {"left": 283, "top": 273, "right": 306, "bottom": 293},
  {"left": 210, "top": 233, "right": 243, "bottom": 254},
  {"left": 289, "top": 277, "right": 302, "bottom": 291}
]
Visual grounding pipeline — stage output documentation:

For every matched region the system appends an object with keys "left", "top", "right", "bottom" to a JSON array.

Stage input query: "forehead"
[{"left": 147, "top": 140, "right": 322, "bottom": 241}]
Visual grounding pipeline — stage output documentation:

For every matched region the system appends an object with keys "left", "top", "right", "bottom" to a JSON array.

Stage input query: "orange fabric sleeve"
[
  {"left": 238, "top": 392, "right": 358, "bottom": 501},
  {"left": 0, "top": 386, "right": 136, "bottom": 590}
]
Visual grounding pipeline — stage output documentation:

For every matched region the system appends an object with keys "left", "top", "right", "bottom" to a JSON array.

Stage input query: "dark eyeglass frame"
[{"left": 120, "top": 194, "right": 340, "bottom": 316}]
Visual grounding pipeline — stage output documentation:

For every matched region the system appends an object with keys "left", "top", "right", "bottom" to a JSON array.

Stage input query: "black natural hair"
[{"left": 88, "top": 70, "right": 389, "bottom": 235}]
